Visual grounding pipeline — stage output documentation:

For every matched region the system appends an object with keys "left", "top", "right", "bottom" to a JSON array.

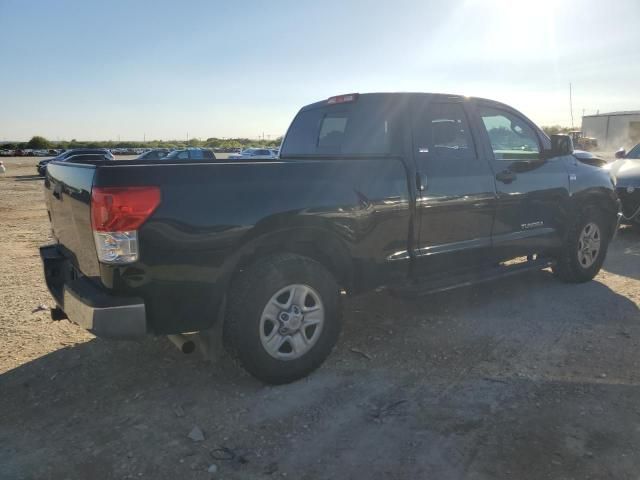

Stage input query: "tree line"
[
  {"left": 0, "top": 135, "right": 283, "bottom": 151},
  {"left": 2, "top": 127, "right": 573, "bottom": 151}
]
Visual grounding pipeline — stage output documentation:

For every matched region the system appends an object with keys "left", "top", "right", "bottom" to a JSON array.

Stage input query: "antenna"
[{"left": 569, "top": 83, "right": 574, "bottom": 129}]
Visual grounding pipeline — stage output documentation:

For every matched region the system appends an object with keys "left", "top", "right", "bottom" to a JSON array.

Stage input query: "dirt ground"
[{"left": 1, "top": 157, "right": 639, "bottom": 480}]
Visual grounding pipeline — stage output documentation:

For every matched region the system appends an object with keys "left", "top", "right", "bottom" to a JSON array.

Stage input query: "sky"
[{"left": 1, "top": 0, "right": 639, "bottom": 141}]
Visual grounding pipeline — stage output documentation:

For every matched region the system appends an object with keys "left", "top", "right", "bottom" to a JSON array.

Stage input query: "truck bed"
[{"left": 43, "top": 156, "right": 413, "bottom": 334}]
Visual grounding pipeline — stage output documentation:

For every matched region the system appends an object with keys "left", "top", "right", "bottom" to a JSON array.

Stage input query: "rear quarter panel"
[{"left": 45, "top": 162, "right": 100, "bottom": 277}]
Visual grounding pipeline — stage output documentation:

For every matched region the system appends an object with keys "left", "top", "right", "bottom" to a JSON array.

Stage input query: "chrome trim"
[
  {"left": 414, "top": 237, "right": 491, "bottom": 257},
  {"left": 386, "top": 237, "right": 492, "bottom": 261},
  {"left": 386, "top": 250, "right": 410, "bottom": 261},
  {"left": 492, "top": 227, "right": 555, "bottom": 244}
]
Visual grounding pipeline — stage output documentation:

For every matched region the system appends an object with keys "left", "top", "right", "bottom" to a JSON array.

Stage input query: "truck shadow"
[{"left": 0, "top": 271, "right": 638, "bottom": 479}]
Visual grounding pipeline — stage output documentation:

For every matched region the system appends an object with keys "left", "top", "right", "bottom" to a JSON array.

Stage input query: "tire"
[
  {"left": 223, "top": 253, "right": 342, "bottom": 384},
  {"left": 552, "top": 206, "right": 610, "bottom": 283}
]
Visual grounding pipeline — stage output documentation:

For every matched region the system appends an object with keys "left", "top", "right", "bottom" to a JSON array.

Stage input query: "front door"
[
  {"left": 412, "top": 100, "right": 497, "bottom": 277},
  {"left": 473, "top": 102, "right": 570, "bottom": 261}
]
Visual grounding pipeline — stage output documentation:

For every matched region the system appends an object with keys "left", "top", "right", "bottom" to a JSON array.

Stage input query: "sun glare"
[{"left": 464, "top": 0, "right": 559, "bottom": 59}]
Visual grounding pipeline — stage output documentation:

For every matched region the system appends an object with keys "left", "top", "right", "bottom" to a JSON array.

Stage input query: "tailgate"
[{"left": 45, "top": 162, "right": 100, "bottom": 277}]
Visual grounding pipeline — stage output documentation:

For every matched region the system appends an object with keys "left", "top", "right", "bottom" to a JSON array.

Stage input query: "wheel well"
[
  {"left": 231, "top": 230, "right": 354, "bottom": 294},
  {"left": 572, "top": 195, "right": 618, "bottom": 238}
]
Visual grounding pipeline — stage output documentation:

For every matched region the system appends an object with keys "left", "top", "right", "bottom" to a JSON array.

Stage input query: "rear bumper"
[{"left": 40, "top": 244, "right": 147, "bottom": 339}]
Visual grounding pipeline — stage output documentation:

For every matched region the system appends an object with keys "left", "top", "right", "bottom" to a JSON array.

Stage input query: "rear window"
[
  {"left": 281, "top": 95, "right": 404, "bottom": 157},
  {"left": 318, "top": 114, "right": 348, "bottom": 148}
]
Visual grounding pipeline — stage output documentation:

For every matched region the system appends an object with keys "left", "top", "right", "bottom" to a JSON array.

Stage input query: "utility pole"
[{"left": 569, "top": 83, "right": 574, "bottom": 129}]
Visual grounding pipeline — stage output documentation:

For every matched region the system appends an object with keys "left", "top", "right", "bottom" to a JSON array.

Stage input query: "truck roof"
[{"left": 299, "top": 92, "right": 509, "bottom": 112}]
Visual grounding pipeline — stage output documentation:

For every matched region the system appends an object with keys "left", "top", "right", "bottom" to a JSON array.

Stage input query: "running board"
[{"left": 392, "top": 257, "right": 556, "bottom": 298}]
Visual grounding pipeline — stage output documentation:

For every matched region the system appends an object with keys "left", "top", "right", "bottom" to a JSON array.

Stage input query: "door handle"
[{"left": 495, "top": 170, "right": 516, "bottom": 184}]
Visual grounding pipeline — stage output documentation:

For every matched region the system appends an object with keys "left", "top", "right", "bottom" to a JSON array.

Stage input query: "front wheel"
[
  {"left": 553, "top": 206, "right": 610, "bottom": 283},
  {"left": 223, "top": 254, "right": 342, "bottom": 384}
]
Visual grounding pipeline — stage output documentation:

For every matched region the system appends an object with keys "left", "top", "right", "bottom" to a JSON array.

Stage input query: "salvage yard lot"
[{"left": 1, "top": 157, "right": 639, "bottom": 479}]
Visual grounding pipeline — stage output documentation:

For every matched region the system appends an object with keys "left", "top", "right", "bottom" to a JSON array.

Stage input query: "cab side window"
[
  {"left": 416, "top": 103, "right": 475, "bottom": 161},
  {"left": 478, "top": 107, "right": 540, "bottom": 160}
]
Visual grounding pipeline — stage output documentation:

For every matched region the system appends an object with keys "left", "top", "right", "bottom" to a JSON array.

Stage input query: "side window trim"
[{"left": 454, "top": 101, "right": 479, "bottom": 159}]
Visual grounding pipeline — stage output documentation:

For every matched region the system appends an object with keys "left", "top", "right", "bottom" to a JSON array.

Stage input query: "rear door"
[
  {"left": 411, "top": 99, "right": 497, "bottom": 276},
  {"left": 472, "top": 102, "right": 570, "bottom": 261},
  {"left": 280, "top": 94, "right": 414, "bottom": 287}
]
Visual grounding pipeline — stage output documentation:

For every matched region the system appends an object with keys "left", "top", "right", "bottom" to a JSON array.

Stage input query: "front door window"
[{"left": 478, "top": 107, "right": 540, "bottom": 161}]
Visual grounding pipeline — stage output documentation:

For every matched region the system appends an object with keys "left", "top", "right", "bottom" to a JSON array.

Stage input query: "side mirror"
[
  {"left": 615, "top": 148, "right": 626, "bottom": 159},
  {"left": 550, "top": 134, "right": 574, "bottom": 156}
]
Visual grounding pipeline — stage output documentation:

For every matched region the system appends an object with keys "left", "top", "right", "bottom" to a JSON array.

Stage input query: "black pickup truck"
[{"left": 41, "top": 93, "right": 620, "bottom": 384}]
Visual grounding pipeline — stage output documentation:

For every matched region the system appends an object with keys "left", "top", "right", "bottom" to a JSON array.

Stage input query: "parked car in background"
[
  {"left": 37, "top": 148, "right": 115, "bottom": 176},
  {"left": 609, "top": 143, "right": 640, "bottom": 225},
  {"left": 55, "top": 153, "right": 114, "bottom": 166},
  {"left": 163, "top": 148, "right": 216, "bottom": 160},
  {"left": 40, "top": 92, "right": 619, "bottom": 384},
  {"left": 615, "top": 144, "right": 640, "bottom": 160},
  {"left": 136, "top": 149, "right": 169, "bottom": 161},
  {"left": 228, "top": 147, "right": 278, "bottom": 160},
  {"left": 213, "top": 147, "right": 241, "bottom": 153}
]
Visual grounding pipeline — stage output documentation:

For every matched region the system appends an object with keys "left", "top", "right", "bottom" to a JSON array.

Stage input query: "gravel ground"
[{"left": 1, "top": 157, "right": 639, "bottom": 480}]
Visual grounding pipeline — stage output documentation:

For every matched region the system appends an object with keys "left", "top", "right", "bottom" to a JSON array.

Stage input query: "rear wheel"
[
  {"left": 223, "top": 254, "right": 341, "bottom": 384},
  {"left": 553, "top": 207, "right": 609, "bottom": 283}
]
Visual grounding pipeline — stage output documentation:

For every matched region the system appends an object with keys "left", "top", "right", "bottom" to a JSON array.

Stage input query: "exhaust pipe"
[
  {"left": 167, "top": 334, "right": 196, "bottom": 354},
  {"left": 50, "top": 307, "right": 68, "bottom": 321}
]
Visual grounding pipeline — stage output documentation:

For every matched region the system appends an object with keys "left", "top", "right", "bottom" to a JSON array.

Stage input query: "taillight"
[{"left": 91, "top": 186, "right": 160, "bottom": 264}]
